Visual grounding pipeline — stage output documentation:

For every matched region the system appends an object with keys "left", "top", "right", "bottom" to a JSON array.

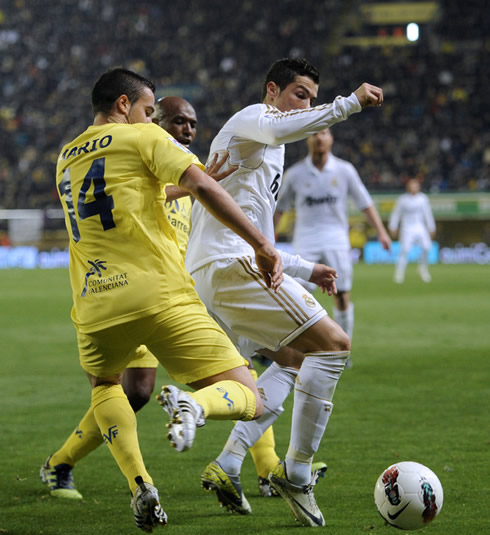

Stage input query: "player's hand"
[
  {"left": 206, "top": 153, "right": 237, "bottom": 182},
  {"left": 379, "top": 230, "right": 392, "bottom": 251},
  {"left": 354, "top": 83, "right": 383, "bottom": 108},
  {"left": 309, "top": 264, "right": 338, "bottom": 296},
  {"left": 254, "top": 243, "right": 283, "bottom": 292}
]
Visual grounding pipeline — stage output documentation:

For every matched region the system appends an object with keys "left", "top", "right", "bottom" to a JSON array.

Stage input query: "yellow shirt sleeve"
[{"left": 137, "top": 123, "right": 204, "bottom": 186}]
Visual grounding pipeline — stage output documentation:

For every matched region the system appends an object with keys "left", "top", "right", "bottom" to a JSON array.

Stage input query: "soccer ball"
[{"left": 374, "top": 461, "right": 443, "bottom": 531}]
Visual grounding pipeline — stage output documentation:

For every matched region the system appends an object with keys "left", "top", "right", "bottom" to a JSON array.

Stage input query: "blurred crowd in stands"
[{"left": 0, "top": 0, "right": 488, "bottom": 209}]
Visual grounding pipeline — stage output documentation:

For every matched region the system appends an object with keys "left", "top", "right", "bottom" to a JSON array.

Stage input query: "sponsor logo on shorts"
[
  {"left": 302, "top": 294, "right": 316, "bottom": 308},
  {"left": 81, "top": 259, "right": 128, "bottom": 297}
]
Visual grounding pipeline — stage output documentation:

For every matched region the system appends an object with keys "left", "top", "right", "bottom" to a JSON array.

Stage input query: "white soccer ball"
[{"left": 374, "top": 461, "right": 443, "bottom": 531}]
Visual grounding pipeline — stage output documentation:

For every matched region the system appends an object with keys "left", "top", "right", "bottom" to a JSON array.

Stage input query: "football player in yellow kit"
[{"left": 40, "top": 68, "right": 283, "bottom": 532}]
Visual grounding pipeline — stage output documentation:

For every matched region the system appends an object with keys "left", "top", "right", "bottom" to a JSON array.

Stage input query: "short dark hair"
[
  {"left": 91, "top": 68, "right": 155, "bottom": 115},
  {"left": 261, "top": 58, "right": 320, "bottom": 100}
]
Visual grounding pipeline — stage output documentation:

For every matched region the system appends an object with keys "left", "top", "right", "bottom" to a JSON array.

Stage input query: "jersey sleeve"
[
  {"left": 138, "top": 123, "right": 204, "bottom": 186},
  {"left": 345, "top": 162, "right": 373, "bottom": 211},
  {"left": 233, "top": 94, "right": 362, "bottom": 145},
  {"left": 279, "top": 249, "right": 315, "bottom": 281}
]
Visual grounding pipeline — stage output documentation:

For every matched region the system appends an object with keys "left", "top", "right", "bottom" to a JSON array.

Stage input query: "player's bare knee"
[{"left": 336, "top": 330, "right": 351, "bottom": 352}]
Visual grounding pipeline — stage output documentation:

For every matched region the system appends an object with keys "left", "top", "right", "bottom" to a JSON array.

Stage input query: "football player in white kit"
[
  {"left": 389, "top": 178, "right": 436, "bottom": 283},
  {"left": 185, "top": 58, "right": 383, "bottom": 526},
  {"left": 276, "top": 128, "right": 391, "bottom": 366}
]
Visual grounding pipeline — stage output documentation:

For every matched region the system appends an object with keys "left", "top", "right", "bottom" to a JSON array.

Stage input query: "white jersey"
[
  {"left": 388, "top": 192, "right": 435, "bottom": 236},
  {"left": 277, "top": 153, "right": 373, "bottom": 251},
  {"left": 186, "top": 94, "right": 361, "bottom": 273}
]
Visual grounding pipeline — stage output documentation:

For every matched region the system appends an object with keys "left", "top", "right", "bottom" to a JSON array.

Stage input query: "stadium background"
[
  {"left": 0, "top": 3, "right": 489, "bottom": 534},
  {"left": 0, "top": 0, "right": 489, "bottom": 267}
]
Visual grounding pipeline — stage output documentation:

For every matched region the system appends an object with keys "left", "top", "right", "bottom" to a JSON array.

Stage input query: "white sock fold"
[
  {"left": 216, "top": 362, "right": 298, "bottom": 476},
  {"left": 286, "top": 352, "right": 349, "bottom": 486}
]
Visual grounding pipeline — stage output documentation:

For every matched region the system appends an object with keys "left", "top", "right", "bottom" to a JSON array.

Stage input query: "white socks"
[
  {"left": 285, "top": 352, "right": 349, "bottom": 486},
  {"left": 396, "top": 251, "right": 409, "bottom": 280},
  {"left": 333, "top": 303, "right": 354, "bottom": 341},
  {"left": 216, "top": 362, "right": 298, "bottom": 476}
]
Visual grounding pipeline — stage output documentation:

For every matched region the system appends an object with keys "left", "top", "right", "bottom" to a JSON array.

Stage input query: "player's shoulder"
[
  {"left": 138, "top": 123, "right": 194, "bottom": 154},
  {"left": 132, "top": 122, "right": 163, "bottom": 135},
  {"left": 229, "top": 103, "right": 266, "bottom": 122},
  {"left": 330, "top": 153, "right": 356, "bottom": 173}
]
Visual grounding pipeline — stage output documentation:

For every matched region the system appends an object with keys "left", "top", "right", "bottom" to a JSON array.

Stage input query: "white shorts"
[
  {"left": 295, "top": 247, "right": 353, "bottom": 293},
  {"left": 191, "top": 256, "right": 327, "bottom": 355},
  {"left": 400, "top": 227, "right": 432, "bottom": 253}
]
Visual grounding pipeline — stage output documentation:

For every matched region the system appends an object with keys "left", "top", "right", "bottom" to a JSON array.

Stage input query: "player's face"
[
  {"left": 307, "top": 129, "right": 333, "bottom": 153},
  {"left": 407, "top": 179, "right": 420, "bottom": 194},
  {"left": 274, "top": 75, "right": 318, "bottom": 112},
  {"left": 157, "top": 103, "right": 197, "bottom": 146},
  {"left": 127, "top": 87, "right": 156, "bottom": 124}
]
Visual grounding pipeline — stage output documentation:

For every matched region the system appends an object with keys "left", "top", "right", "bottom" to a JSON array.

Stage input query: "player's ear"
[
  {"left": 115, "top": 94, "right": 131, "bottom": 116},
  {"left": 266, "top": 81, "right": 280, "bottom": 101}
]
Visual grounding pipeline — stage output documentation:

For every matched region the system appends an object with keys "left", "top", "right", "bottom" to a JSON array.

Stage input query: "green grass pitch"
[{"left": 0, "top": 264, "right": 488, "bottom": 534}]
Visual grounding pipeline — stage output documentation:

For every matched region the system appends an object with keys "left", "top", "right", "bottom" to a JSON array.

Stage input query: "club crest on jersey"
[
  {"left": 302, "top": 294, "right": 316, "bottom": 308},
  {"left": 168, "top": 136, "right": 192, "bottom": 154}
]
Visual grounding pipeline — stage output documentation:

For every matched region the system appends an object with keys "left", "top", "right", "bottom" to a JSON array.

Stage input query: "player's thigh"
[
  {"left": 401, "top": 231, "right": 417, "bottom": 253},
  {"left": 288, "top": 314, "right": 351, "bottom": 354},
  {"left": 323, "top": 249, "right": 353, "bottom": 292},
  {"left": 192, "top": 257, "right": 327, "bottom": 352},
  {"left": 145, "top": 299, "right": 247, "bottom": 386},
  {"left": 418, "top": 231, "right": 432, "bottom": 252},
  {"left": 77, "top": 324, "right": 142, "bottom": 378}
]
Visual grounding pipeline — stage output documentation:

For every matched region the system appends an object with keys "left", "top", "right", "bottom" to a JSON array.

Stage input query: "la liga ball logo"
[{"left": 374, "top": 461, "right": 443, "bottom": 531}]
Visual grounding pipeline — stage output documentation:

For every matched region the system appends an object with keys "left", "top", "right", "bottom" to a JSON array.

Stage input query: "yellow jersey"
[
  {"left": 164, "top": 196, "right": 192, "bottom": 258},
  {"left": 56, "top": 122, "right": 204, "bottom": 333}
]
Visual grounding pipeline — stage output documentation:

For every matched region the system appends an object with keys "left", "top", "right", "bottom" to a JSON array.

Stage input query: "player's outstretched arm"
[
  {"left": 180, "top": 164, "right": 283, "bottom": 290},
  {"left": 354, "top": 83, "right": 383, "bottom": 108},
  {"left": 309, "top": 264, "right": 338, "bottom": 296}
]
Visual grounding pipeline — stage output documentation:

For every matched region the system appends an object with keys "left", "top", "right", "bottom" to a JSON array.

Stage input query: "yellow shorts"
[
  {"left": 125, "top": 345, "right": 159, "bottom": 369},
  {"left": 77, "top": 298, "right": 247, "bottom": 384}
]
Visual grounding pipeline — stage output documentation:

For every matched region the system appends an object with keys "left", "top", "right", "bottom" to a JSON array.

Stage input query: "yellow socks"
[
  {"left": 190, "top": 380, "right": 256, "bottom": 421},
  {"left": 91, "top": 384, "right": 152, "bottom": 494},
  {"left": 249, "top": 425, "right": 280, "bottom": 478},
  {"left": 247, "top": 368, "right": 280, "bottom": 477},
  {"left": 49, "top": 407, "right": 104, "bottom": 468}
]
